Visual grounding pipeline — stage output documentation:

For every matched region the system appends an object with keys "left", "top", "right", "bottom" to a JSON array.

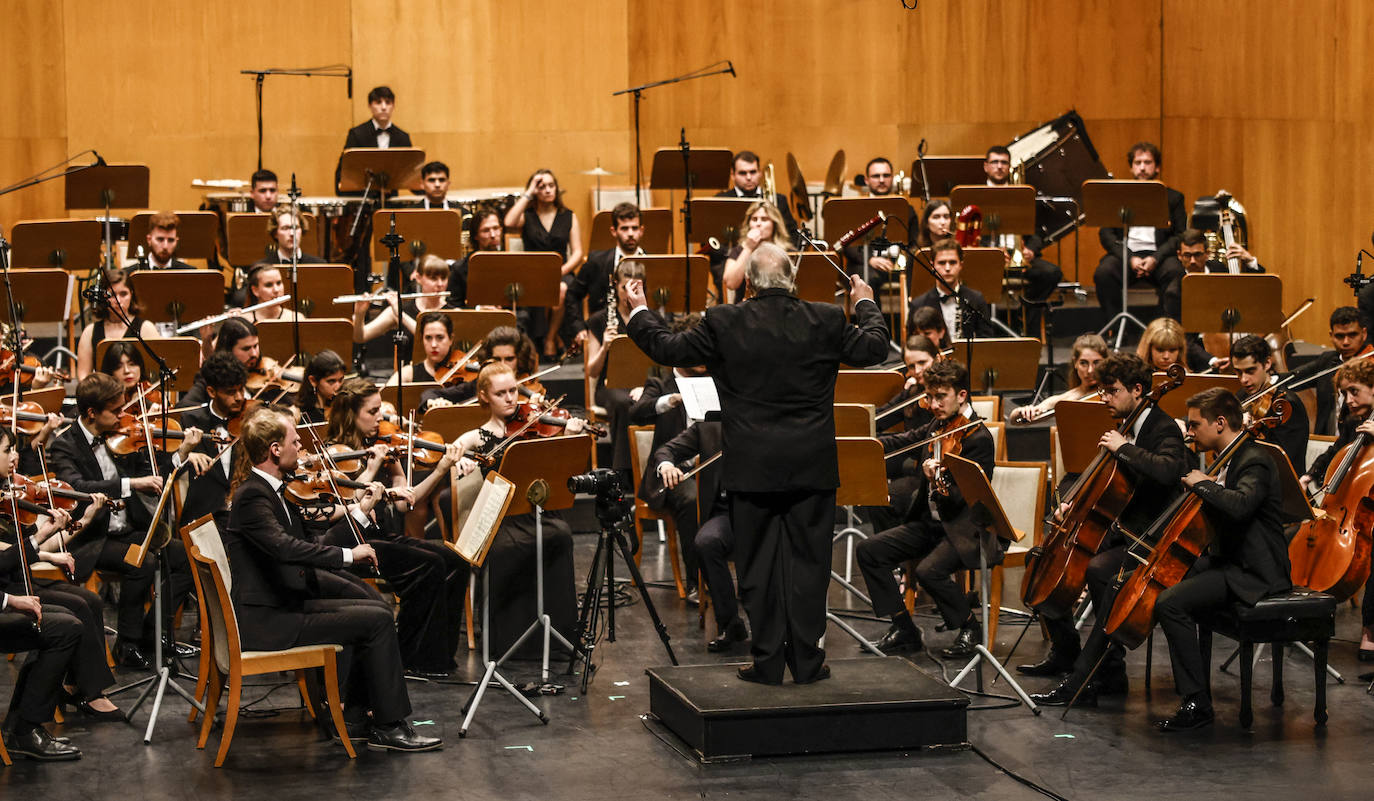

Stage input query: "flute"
[
  {"left": 332, "top": 290, "right": 449, "bottom": 304},
  {"left": 176, "top": 295, "right": 291, "bottom": 334}
]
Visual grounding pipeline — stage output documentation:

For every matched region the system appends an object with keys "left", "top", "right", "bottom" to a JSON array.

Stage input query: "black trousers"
[
  {"left": 653, "top": 480, "right": 700, "bottom": 586},
  {"left": 84, "top": 535, "right": 194, "bottom": 644},
  {"left": 695, "top": 513, "right": 738, "bottom": 628},
  {"left": 484, "top": 513, "right": 577, "bottom": 660},
  {"left": 594, "top": 385, "right": 634, "bottom": 471},
  {"left": 1093, "top": 251, "right": 1186, "bottom": 323},
  {"left": 35, "top": 581, "right": 115, "bottom": 700},
  {"left": 1, "top": 606, "right": 82, "bottom": 728},
  {"left": 1042, "top": 544, "right": 1129, "bottom": 658},
  {"left": 857, "top": 517, "right": 970, "bottom": 629},
  {"left": 276, "top": 598, "right": 411, "bottom": 725},
  {"left": 1156, "top": 564, "right": 1233, "bottom": 701},
  {"left": 729, "top": 489, "right": 835, "bottom": 683}
]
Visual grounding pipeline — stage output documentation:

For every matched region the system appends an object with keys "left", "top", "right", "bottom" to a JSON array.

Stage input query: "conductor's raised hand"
[
  {"left": 849, "top": 274, "right": 874, "bottom": 306},
  {"left": 618, "top": 278, "right": 647, "bottom": 321}
]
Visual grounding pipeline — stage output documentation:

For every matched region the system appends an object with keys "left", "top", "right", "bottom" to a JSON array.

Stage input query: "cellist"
[
  {"left": 1153, "top": 387, "right": 1291, "bottom": 731},
  {"left": 1027, "top": 353, "right": 1188, "bottom": 703}
]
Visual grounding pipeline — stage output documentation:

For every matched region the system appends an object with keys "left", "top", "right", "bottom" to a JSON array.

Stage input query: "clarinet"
[{"left": 604, "top": 275, "right": 620, "bottom": 338}]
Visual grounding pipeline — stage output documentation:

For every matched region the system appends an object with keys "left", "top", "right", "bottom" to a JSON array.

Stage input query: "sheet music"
[
  {"left": 454, "top": 472, "right": 515, "bottom": 566},
  {"left": 676, "top": 376, "right": 720, "bottom": 422}
]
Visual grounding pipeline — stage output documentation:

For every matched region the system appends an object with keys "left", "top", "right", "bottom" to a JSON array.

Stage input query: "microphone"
[
  {"left": 727, "top": 60, "right": 737, "bottom": 78},
  {"left": 917, "top": 139, "right": 927, "bottom": 156},
  {"left": 82, "top": 285, "right": 110, "bottom": 310},
  {"left": 93, "top": 151, "right": 106, "bottom": 167},
  {"left": 831, "top": 212, "right": 887, "bottom": 251}
]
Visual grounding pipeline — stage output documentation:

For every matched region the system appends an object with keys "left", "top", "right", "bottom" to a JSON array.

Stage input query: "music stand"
[
  {"left": 796, "top": 252, "right": 848, "bottom": 305},
  {"left": 834, "top": 369, "right": 904, "bottom": 405},
  {"left": 909, "top": 156, "right": 985, "bottom": 200},
  {"left": 8, "top": 219, "right": 102, "bottom": 273},
  {"left": 21, "top": 386, "right": 66, "bottom": 415},
  {"left": 821, "top": 197, "right": 910, "bottom": 244},
  {"left": 0, "top": 269, "right": 75, "bottom": 354},
  {"left": 127, "top": 212, "right": 220, "bottom": 261},
  {"left": 65, "top": 163, "right": 150, "bottom": 273},
  {"left": 1180, "top": 273, "right": 1285, "bottom": 358},
  {"left": 624, "top": 254, "right": 709, "bottom": 314},
  {"left": 337, "top": 148, "right": 426, "bottom": 203},
  {"left": 1152, "top": 372, "right": 1242, "bottom": 420},
  {"left": 948, "top": 337, "right": 1042, "bottom": 395},
  {"left": 941, "top": 453, "right": 1040, "bottom": 714},
  {"left": 687, "top": 198, "right": 756, "bottom": 244},
  {"left": 225, "top": 212, "right": 323, "bottom": 266},
  {"left": 289, "top": 264, "right": 353, "bottom": 317},
  {"left": 651, "top": 146, "right": 733, "bottom": 309},
  {"left": 369, "top": 208, "right": 463, "bottom": 264},
  {"left": 381, "top": 382, "right": 440, "bottom": 420},
  {"left": 602, "top": 336, "right": 657, "bottom": 389},
  {"left": 588, "top": 208, "right": 672, "bottom": 253},
  {"left": 128, "top": 270, "right": 223, "bottom": 333},
  {"left": 1053, "top": 399, "right": 1116, "bottom": 474},
  {"left": 829, "top": 437, "right": 889, "bottom": 653},
  {"left": 257, "top": 319, "right": 353, "bottom": 365},
  {"left": 949, "top": 186, "right": 1037, "bottom": 240},
  {"left": 912, "top": 246, "right": 1007, "bottom": 301},
  {"left": 834, "top": 404, "right": 876, "bottom": 437},
  {"left": 445, "top": 309, "right": 519, "bottom": 350},
  {"left": 93, "top": 337, "right": 201, "bottom": 395},
  {"left": 1082, "top": 180, "right": 1169, "bottom": 347},
  {"left": 421, "top": 405, "right": 492, "bottom": 442},
  {"left": 466, "top": 252, "right": 563, "bottom": 316}
]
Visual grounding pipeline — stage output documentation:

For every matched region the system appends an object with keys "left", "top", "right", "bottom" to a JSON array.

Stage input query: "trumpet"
[{"left": 762, "top": 162, "right": 777, "bottom": 205}]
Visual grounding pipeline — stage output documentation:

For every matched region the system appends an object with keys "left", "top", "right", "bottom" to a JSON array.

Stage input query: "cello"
[
  {"left": 1288, "top": 417, "right": 1374, "bottom": 601},
  {"left": 1021, "top": 363, "right": 1187, "bottom": 617}
]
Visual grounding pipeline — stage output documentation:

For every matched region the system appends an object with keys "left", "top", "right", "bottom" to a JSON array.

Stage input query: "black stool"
[{"left": 1198, "top": 587, "right": 1336, "bottom": 728}]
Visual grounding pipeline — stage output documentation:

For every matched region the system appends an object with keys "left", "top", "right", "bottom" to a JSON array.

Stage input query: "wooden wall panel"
[{"left": 0, "top": 1, "right": 68, "bottom": 228}]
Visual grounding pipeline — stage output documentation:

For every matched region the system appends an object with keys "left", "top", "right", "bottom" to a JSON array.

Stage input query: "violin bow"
[
  {"left": 33, "top": 449, "right": 76, "bottom": 581},
  {"left": 304, "top": 426, "right": 380, "bottom": 576},
  {"left": 883, "top": 419, "right": 981, "bottom": 461}
]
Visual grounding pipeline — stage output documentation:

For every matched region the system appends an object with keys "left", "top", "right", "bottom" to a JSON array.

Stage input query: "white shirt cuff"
[
  {"left": 627, "top": 304, "right": 649, "bottom": 322},
  {"left": 350, "top": 507, "right": 371, "bottom": 528},
  {"left": 855, "top": 297, "right": 877, "bottom": 307},
  {"left": 341, "top": 548, "right": 353, "bottom": 566},
  {"left": 120, "top": 478, "right": 131, "bottom": 498},
  {"left": 1, "top": 592, "right": 7, "bottom": 611},
  {"left": 654, "top": 395, "right": 675, "bottom": 414},
  {"left": 656, "top": 460, "right": 675, "bottom": 475}
]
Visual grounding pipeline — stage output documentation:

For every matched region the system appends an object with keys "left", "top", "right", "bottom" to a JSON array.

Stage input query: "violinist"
[
  {"left": 47, "top": 373, "right": 201, "bottom": 669},
  {"left": 241, "top": 262, "right": 305, "bottom": 323},
  {"left": 177, "top": 353, "right": 248, "bottom": 525},
  {"left": 185, "top": 317, "right": 269, "bottom": 405},
  {"left": 856, "top": 360, "right": 997, "bottom": 658},
  {"left": 910, "top": 305, "right": 949, "bottom": 350},
  {"left": 1231, "top": 334, "right": 1308, "bottom": 474},
  {"left": 1029, "top": 354, "right": 1188, "bottom": 703},
  {"left": 1301, "top": 358, "right": 1374, "bottom": 664},
  {"left": 875, "top": 334, "right": 940, "bottom": 433},
  {"left": 418, "top": 324, "right": 538, "bottom": 412},
  {"left": 387, "top": 311, "right": 454, "bottom": 385},
  {"left": 451, "top": 363, "right": 582, "bottom": 658},
  {"left": 100, "top": 341, "right": 149, "bottom": 406},
  {"left": 1009, "top": 333, "right": 1108, "bottom": 425},
  {"left": 352, "top": 255, "right": 454, "bottom": 345},
  {"left": 1153, "top": 387, "right": 1291, "bottom": 731},
  {"left": 323, "top": 378, "right": 473, "bottom": 678},
  {"left": 295, "top": 349, "right": 348, "bottom": 425},
  {"left": 75, "top": 267, "right": 161, "bottom": 381},
  {"left": 585, "top": 259, "right": 645, "bottom": 475},
  {"left": 1289, "top": 306, "right": 1371, "bottom": 435},
  {"left": 906, "top": 238, "right": 993, "bottom": 339}
]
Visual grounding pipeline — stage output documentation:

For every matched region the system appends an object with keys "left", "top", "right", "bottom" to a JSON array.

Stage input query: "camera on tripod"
[{"left": 567, "top": 468, "right": 636, "bottom": 550}]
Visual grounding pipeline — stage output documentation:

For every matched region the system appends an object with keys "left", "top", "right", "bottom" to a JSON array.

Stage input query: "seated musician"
[
  {"left": 1010, "top": 333, "right": 1108, "bottom": 424},
  {"left": 653, "top": 420, "right": 747, "bottom": 652},
  {"left": 1231, "top": 334, "right": 1308, "bottom": 474},
  {"left": 387, "top": 310, "right": 454, "bottom": 385},
  {"left": 249, "top": 168, "right": 278, "bottom": 213},
  {"left": 295, "top": 349, "right": 347, "bottom": 425},
  {"left": 353, "top": 254, "right": 452, "bottom": 344},
  {"left": 875, "top": 334, "right": 939, "bottom": 433},
  {"left": 242, "top": 262, "right": 305, "bottom": 323},
  {"left": 221, "top": 404, "right": 442, "bottom": 751},
  {"left": 1301, "top": 358, "right": 1374, "bottom": 664},
  {"left": 1138, "top": 316, "right": 1211, "bottom": 373},
  {"left": 910, "top": 305, "right": 948, "bottom": 350},
  {"left": 1153, "top": 387, "right": 1292, "bottom": 731},
  {"left": 452, "top": 363, "right": 583, "bottom": 657},
  {"left": 419, "top": 161, "right": 460, "bottom": 210},
  {"left": 321, "top": 378, "right": 473, "bottom": 678},
  {"left": 334, "top": 85, "right": 412, "bottom": 190},
  {"left": 419, "top": 325, "right": 538, "bottom": 412},
  {"left": 719, "top": 201, "right": 795, "bottom": 303},
  {"left": 100, "top": 341, "right": 152, "bottom": 409},
  {"left": 1091, "top": 142, "right": 1187, "bottom": 325},
  {"left": 128, "top": 211, "right": 195, "bottom": 271},
  {"left": 585, "top": 260, "right": 646, "bottom": 477},
  {"left": 503, "top": 168, "right": 584, "bottom": 359},
  {"left": 185, "top": 317, "right": 273, "bottom": 404},
  {"left": 177, "top": 354, "right": 247, "bottom": 526},
  {"left": 1027, "top": 353, "right": 1188, "bottom": 702},
  {"left": 982, "top": 146, "right": 1063, "bottom": 336},
  {"left": 47, "top": 373, "right": 201, "bottom": 669},
  {"left": 906, "top": 238, "right": 993, "bottom": 338},
  {"left": 75, "top": 268, "right": 161, "bottom": 381},
  {"left": 448, "top": 211, "right": 504, "bottom": 309},
  {"left": 1289, "top": 306, "right": 1371, "bottom": 435},
  {"left": 716, "top": 150, "right": 800, "bottom": 245},
  {"left": 262, "top": 207, "right": 325, "bottom": 266},
  {"left": 840, "top": 157, "right": 918, "bottom": 288},
  {"left": 856, "top": 359, "right": 997, "bottom": 658},
  {"left": 914, "top": 199, "right": 952, "bottom": 250},
  {"left": 566, "top": 202, "right": 646, "bottom": 343}
]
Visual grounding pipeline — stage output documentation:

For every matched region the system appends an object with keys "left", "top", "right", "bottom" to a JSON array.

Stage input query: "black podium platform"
[{"left": 646, "top": 657, "right": 969, "bottom": 762}]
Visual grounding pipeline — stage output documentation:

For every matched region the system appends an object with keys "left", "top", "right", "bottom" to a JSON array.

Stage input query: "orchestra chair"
[
  {"left": 627, "top": 425, "right": 686, "bottom": 599},
  {"left": 969, "top": 394, "right": 1001, "bottom": 423},
  {"left": 182, "top": 517, "right": 355, "bottom": 767},
  {"left": 986, "top": 460, "right": 1048, "bottom": 647},
  {"left": 446, "top": 466, "right": 487, "bottom": 653},
  {"left": 1304, "top": 435, "right": 1337, "bottom": 503},
  {"left": 984, "top": 421, "right": 1007, "bottom": 461}
]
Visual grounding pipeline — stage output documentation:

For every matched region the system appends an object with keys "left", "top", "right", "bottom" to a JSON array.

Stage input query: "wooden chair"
[
  {"left": 182, "top": 518, "right": 355, "bottom": 767},
  {"left": 970, "top": 394, "right": 1002, "bottom": 422},
  {"left": 984, "top": 421, "right": 1007, "bottom": 460},
  {"left": 987, "top": 460, "right": 1048, "bottom": 647},
  {"left": 627, "top": 425, "right": 686, "bottom": 598}
]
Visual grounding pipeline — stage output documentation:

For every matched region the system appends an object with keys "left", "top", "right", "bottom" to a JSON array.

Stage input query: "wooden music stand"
[
  {"left": 650, "top": 147, "right": 734, "bottom": 195},
  {"left": 588, "top": 208, "right": 672, "bottom": 253},
  {"left": 830, "top": 436, "right": 888, "bottom": 652},
  {"left": 447, "top": 309, "right": 519, "bottom": 350},
  {"left": 8, "top": 219, "right": 102, "bottom": 272},
  {"left": 288, "top": 264, "right": 353, "bottom": 317},
  {"left": 1255, "top": 441, "right": 1316, "bottom": 524},
  {"left": 128, "top": 270, "right": 223, "bottom": 332},
  {"left": 795, "top": 252, "right": 847, "bottom": 305},
  {"left": 381, "top": 382, "right": 440, "bottom": 420},
  {"left": 953, "top": 338, "right": 1043, "bottom": 394},
  {"left": 127, "top": 212, "right": 220, "bottom": 261},
  {"left": 909, "top": 156, "right": 985, "bottom": 199},
  {"left": 1152, "top": 372, "right": 1242, "bottom": 420},
  {"left": 624, "top": 254, "right": 710, "bottom": 314},
  {"left": 834, "top": 404, "right": 876, "bottom": 437},
  {"left": 65, "top": 164, "right": 150, "bottom": 210},
  {"left": 1180, "top": 274, "right": 1285, "bottom": 347},
  {"left": 820, "top": 197, "right": 910, "bottom": 243},
  {"left": 1053, "top": 399, "right": 1116, "bottom": 474},
  {"left": 257, "top": 319, "right": 353, "bottom": 364},
  {"left": 369, "top": 208, "right": 463, "bottom": 262},
  {"left": 0, "top": 269, "right": 75, "bottom": 349},
  {"left": 421, "top": 405, "right": 491, "bottom": 442},
  {"left": 948, "top": 185, "right": 1037, "bottom": 239},
  {"left": 466, "top": 252, "right": 563, "bottom": 313},
  {"left": 1082, "top": 179, "right": 1169, "bottom": 347},
  {"left": 687, "top": 198, "right": 756, "bottom": 245},
  {"left": 94, "top": 337, "right": 202, "bottom": 394},
  {"left": 912, "top": 246, "right": 1005, "bottom": 300},
  {"left": 337, "top": 148, "right": 426, "bottom": 198},
  {"left": 834, "top": 369, "right": 903, "bottom": 405},
  {"left": 603, "top": 336, "right": 657, "bottom": 389},
  {"left": 22, "top": 386, "right": 67, "bottom": 414},
  {"left": 225, "top": 212, "right": 322, "bottom": 265}
]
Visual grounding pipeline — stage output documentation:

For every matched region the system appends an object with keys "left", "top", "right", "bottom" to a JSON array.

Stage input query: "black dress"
[
  {"left": 521, "top": 208, "right": 573, "bottom": 260},
  {"left": 90, "top": 315, "right": 147, "bottom": 351}
]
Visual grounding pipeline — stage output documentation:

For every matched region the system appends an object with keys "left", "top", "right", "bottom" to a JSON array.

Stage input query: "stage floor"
[{"left": 4, "top": 530, "right": 1374, "bottom": 800}]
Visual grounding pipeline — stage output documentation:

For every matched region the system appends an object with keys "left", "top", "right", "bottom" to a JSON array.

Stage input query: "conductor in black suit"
[
  {"left": 622, "top": 243, "right": 889, "bottom": 685},
  {"left": 907, "top": 238, "right": 994, "bottom": 338},
  {"left": 221, "top": 405, "right": 440, "bottom": 751},
  {"left": 334, "top": 85, "right": 413, "bottom": 192},
  {"left": 1092, "top": 141, "right": 1188, "bottom": 323}
]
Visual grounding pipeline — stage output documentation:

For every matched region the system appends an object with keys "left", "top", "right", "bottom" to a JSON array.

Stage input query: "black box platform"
[{"left": 646, "top": 657, "right": 969, "bottom": 761}]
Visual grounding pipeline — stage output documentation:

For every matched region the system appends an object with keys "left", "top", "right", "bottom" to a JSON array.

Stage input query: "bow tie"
[
  {"left": 940, "top": 293, "right": 957, "bottom": 303},
  {"left": 375, "top": 126, "right": 390, "bottom": 135}
]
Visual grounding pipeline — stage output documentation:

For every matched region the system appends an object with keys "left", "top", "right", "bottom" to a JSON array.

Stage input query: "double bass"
[
  {"left": 1289, "top": 418, "right": 1374, "bottom": 601},
  {"left": 1021, "top": 364, "right": 1187, "bottom": 617}
]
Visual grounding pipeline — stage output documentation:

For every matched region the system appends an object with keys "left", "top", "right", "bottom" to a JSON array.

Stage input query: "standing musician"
[
  {"left": 248, "top": 169, "right": 278, "bottom": 213},
  {"left": 242, "top": 262, "right": 305, "bottom": 323},
  {"left": 353, "top": 255, "right": 454, "bottom": 345},
  {"left": 1092, "top": 142, "right": 1187, "bottom": 325},
  {"left": 75, "top": 268, "right": 161, "bottom": 381},
  {"left": 295, "top": 349, "right": 348, "bottom": 425},
  {"left": 451, "top": 363, "right": 583, "bottom": 658},
  {"left": 503, "top": 168, "right": 584, "bottom": 359},
  {"left": 419, "top": 161, "right": 460, "bottom": 209},
  {"left": 322, "top": 378, "right": 473, "bottom": 678},
  {"left": 334, "top": 85, "right": 412, "bottom": 191},
  {"left": 221, "top": 404, "right": 441, "bottom": 751},
  {"left": 621, "top": 242, "right": 888, "bottom": 685},
  {"left": 1026, "top": 353, "right": 1188, "bottom": 698},
  {"left": 1289, "top": 306, "right": 1371, "bottom": 435},
  {"left": 1010, "top": 333, "right": 1108, "bottom": 425},
  {"left": 566, "top": 202, "right": 646, "bottom": 344},
  {"left": 177, "top": 353, "right": 248, "bottom": 526},
  {"left": 128, "top": 211, "right": 195, "bottom": 271},
  {"left": 1231, "top": 334, "right": 1309, "bottom": 474},
  {"left": 1301, "top": 358, "right": 1374, "bottom": 664},
  {"left": 261, "top": 207, "right": 324, "bottom": 267},
  {"left": 448, "top": 210, "right": 504, "bottom": 309},
  {"left": 387, "top": 310, "right": 455, "bottom": 385},
  {"left": 907, "top": 238, "right": 993, "bottom": 338},
  {"left": 982, "top": 145, "right": 1063, "bottom": 337},
  {"left": 719, "top": 201, "right": 795, "bottom": 303},
  {"left": 857, "top": 360, "right": 997, "bottom": 658}
]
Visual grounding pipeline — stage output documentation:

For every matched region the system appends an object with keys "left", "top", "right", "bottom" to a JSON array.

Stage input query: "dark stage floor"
[{"left": 4, "top": 528, "right": 1374, "bottom": 800}]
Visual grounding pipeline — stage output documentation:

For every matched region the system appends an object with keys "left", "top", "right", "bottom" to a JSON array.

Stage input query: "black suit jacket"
[
  {"left": 627, "top": 290, "right": 889, "bottom": 492},
  {"left": 647, "top": 421, "right": 724, "bottom": 514},
  {"left": 1243, "top": 387, "right": 1309, "bottom": 476},
  {"left": 1190, "top": 438, "right": 1291, "bottom": 605},
  {"left": 47, "top": 423, "right": 157, "bottom": 568},
  {"left": 565, "top": 248, "right": 617, "bottom": 334},
  {"left": 178, "top": 406, "right": 234, "bottom": 525},
  {"left": 629, "top": 374, "right": 688, "bottom": 462},
  {"left": 334, "top": 122, "right": 414, "bottom": 192},
  {"left": 128, "top": 257, "right": 195, "bottom": 272},
  {"left": 1305, "top": 412, "right": 1359, "bottom": 483},
  {"left": 1097, "top": 186, "right": 1187, "bottom": 263},
  {"left": 908, "top": 285, "right": 993, "bottom": 338},
  {"left": 1111, "top": 405, "right": 1190, "bottom": 539}
]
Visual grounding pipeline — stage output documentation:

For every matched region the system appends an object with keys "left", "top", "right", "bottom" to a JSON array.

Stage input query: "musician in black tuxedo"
[
  {"left": 177, "top": 354, "right": 248, "bottom": 526},
  {"left": 221, "top": 405, "right": 440, "bottom": 751},
  {"left": 907, "top": 238, "right": 994, "bottom": 338},
  {"left": 1029, "top": 354, "right": 1189, "bottom": 705},
  {"left": 128, "top": 211, "right": 195, "bottom": 271},
  {"left": 566, "top": 202, "right": 646, "bottom": 342},
  {"left": 334, "top": 85, "right": 412, "bottom": 192},
  {"left": 1152, "top": 388, "right": 1291, "bottom": 731},
  {"left": 1289, "top": 306, "right": 1370, "bottom": 436},
  {"left": 48, "top": 373, "right": 202, "bottom": 668},
  {"left": 715, "top": 150, "right": 800, "bottom": 246},
  {"left": 1092, "top": 142, "right": 1188, "bottom": 323},
  {"left": 857, "top": 360, "right": 998, "bottom": 658},
  {"left": 841, "top": 157, "right": 918, "bottom": 291},
  {"left": 1230, "top": 335, "right": 1308, "bottom": 475},
  {"left": 622, "top": 242, "right": 889, "bottom": 685}
]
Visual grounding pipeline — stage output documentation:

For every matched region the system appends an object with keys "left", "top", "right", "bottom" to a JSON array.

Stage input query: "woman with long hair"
[
  {"left": 720, "top": 201, "right": 794, "bottom": 301},
  {"left": 1010, "top": 333, "right": 1110, "bottom": 423},
  {"left": 504, "top": 168, "right": 584, "bottom": 358},
  {"left": 295, "top": 349, "right": 347, "bottom": 424},
  {"left": 76, "top": 268, "right": 160, "bottom": 381}
]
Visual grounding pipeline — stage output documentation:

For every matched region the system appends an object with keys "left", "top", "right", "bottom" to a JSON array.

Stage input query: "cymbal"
[
  {"left": 580, "top": 167, "right": 621, "bottom": 177},
  {"left": 785, "top": 153, "right": 811, "bottom": 223},
  {"left": 823, "top": 149, "right": 847, "bottom": 196}
]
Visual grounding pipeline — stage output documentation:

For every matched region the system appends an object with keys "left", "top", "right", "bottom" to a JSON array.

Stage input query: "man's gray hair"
[{"left": 747, "top": 242, "right": 796, "bottom": 293}]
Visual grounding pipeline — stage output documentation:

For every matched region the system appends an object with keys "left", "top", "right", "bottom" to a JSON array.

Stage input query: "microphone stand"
[
  {"left": 612, "top": 60, "right": 734, "bottom": 208},
  {"left": 287, "top": 174, "right": 305, "bottom": 368},
  {"left": 240, "top": 65, "right": 351, "bottom": 171},
  {"left": 379, "top": 215, "right": 407, "bottom": 422},
  {"left": 679, "top": 128, "right": 696, "bottom": 312},
  {"left": 1, "top": 227, "right": 28, "bottom": 405}
]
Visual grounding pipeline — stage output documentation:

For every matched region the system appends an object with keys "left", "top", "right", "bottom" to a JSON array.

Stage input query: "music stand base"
[
  {"left": 1099, "top": 309, "right": 1148, "bottom": 349},
  {"left": 460, "top": 566, "right": 550, "bottom": 737}
]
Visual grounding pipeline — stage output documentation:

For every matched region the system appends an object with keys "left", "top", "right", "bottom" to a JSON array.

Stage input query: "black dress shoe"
[
  {"left": 872, "top": 623, "right": 924, "bottom": 654},
  {"left": 1092, "top": 668, "right": 1130, "bottom": 696},
  {"left": 1358, "top": 648, "right": 1374, "bottom": 663},
  {"left": 112, "top": 639, "right": 150, "bottom": 670},
  {"left": 368, "top": 721, "right": 443, "bottom": 752},
  {"left": 1155, "top": 698, "right": 1214, "bottom": 732},
  {"left": 707, "top": 618, "right": 748, "bottom": 652},
  {"left": 170, "top": 641, "right": 200, "bottom": 660},
  {"left": 5, "top": 724, "right": 82, "bottom": 761},
  {"left": 1016, "top": 650, "right": 1079, "bottom": 677},
  {"left": 794, "top": 664, "right": 831, "bottom": 685},
  {"left": 940, "top": 622, "right": 981, "bottom": 659},
  {"left": 76, "top": 699, "right": 126, "bottom": 722},
  {"left": 1030, "top": 678, "right": 1097, "bottom": 708},
  {"left": 685, "top": 588, "right": 700, "bottom": 607},
  {"left": 736, "top": 665, "right": 783, "bottom": 685}
]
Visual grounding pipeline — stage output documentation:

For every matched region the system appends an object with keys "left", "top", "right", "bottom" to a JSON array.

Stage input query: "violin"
[
  {"left": 0, "top": 400, "right": 58, "bottom": 436},
  {"left": 104, "top": 412, "right": 231, "bottom": 455},
  {"left": 284, "top": 469, "right": 409, "bottom": 508},
  {"left": 224, "top": 398, "right": 264, "bottom": 438},
  {"left": 931, "top": 411, "right": 974, "bottom": 496},
  {"left": 504, "top": 401, "right": 606, "bottom": 439},
  {"left": 377, "top": 418, "right": 455, "bottom": 467},
  {"left": 0, "top": 347, "right": 69, "bottom": 385},
  {"left": 954, "top": 204, "right": 983, "bottom": 248},
  {"left": 246, "top": 356, "right": 301, "bottom": 396},
  {"left": 21, "top": 473, "right": 123, "bottom": 515},
  {"left": 1289, "top": 409, "right": 1374, "bottom": 601},
  {"left": 304, "top": 443, "right": 398, "bottom": 475},
  {"left": 123, "top": 381, "right": 163, "bottom": 411},
  {"left": 0, "top": 480, "right": 62, "bottom": 528}
]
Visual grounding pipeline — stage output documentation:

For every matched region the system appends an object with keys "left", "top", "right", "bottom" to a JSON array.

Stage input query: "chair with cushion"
[
  {"left": 987, "top": 460, "right": 1047, "bottom": 647},
  {"left": 627, "top": 425, "right": 686, "bottom": 598}
]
